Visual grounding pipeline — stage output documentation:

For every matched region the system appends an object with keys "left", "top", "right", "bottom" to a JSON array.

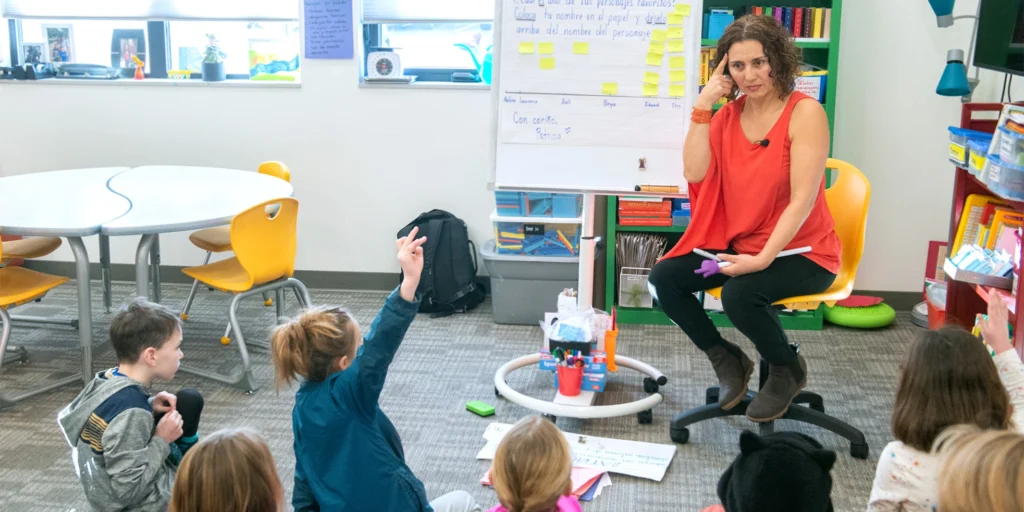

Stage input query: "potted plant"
[{"left": 202, "top": 33, "right": 227, "bottom": 82}]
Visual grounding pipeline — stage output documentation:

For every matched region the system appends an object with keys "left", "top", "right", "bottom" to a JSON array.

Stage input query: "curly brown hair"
[{"left": 713, "top": 14, "right": 803, "bottom": 100}]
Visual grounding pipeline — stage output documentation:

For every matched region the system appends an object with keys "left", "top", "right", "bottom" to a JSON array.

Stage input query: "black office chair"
[{"left": 669, "top": 343, "right": 869, "bottom": 459}]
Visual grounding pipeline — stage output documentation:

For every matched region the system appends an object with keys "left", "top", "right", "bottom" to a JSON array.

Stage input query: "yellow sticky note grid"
[
  {"left": 573, "top": 42, "right": 589, "bottom": 55},
  {"left": 651, "top": 29, "right": 667, "bottom": 42},
  {"left": 667, "top": 38, "right": 685, "bottom": 53},
  {"left": 519, "top": 42, "right": 535, "bottom": 54},
  {"left": 668, "top": 27, "right": 684, "bottom": 39},
  {"left": 540, "top": 57, "right": 555, "bottom": 70},
  {"left": 648, "top": 41, "right": 665, "bottom": 55},
  {"left": 669, "top": 56, "right": 686, "bottom": 69},
  {"left": 669, "top": 85, "right": 686, "bottom": 97},
  {"left": 602, "top": 82, "right": 618, "bottom": 95},
  {"left": 643, "top": 71, "right": 660, "bottom": 85},
  {"left": 670, "top": 70, "right": 687, "bottom": 83},
  {"left": 539, "top": 42, "right": 555, "bottom": 54},
  {"left": 668, "top": 13, "right": 684, "bottom": 25},
  {"left": 674, "top": 4, "right": 691, "bottom": 15},
  {"left": 643, "top": 83, "right": 659, "bottom": 96},
  {"left": 646, "top": 52, "right": 664, "bottom": 66}
]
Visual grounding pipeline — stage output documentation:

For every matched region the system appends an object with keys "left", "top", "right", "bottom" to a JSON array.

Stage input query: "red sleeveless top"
[{"left": 661, "top": 92, "right": 841, "bottom": 274}]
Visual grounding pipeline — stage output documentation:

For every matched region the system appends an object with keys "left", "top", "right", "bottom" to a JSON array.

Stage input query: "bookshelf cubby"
[{"left": 603, "top": 0, "right": 842, "bottom": 329}]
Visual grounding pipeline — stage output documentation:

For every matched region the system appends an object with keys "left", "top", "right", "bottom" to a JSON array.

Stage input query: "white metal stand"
[{"left": 492, "top": 192, "right": 668, "bottom": 423}]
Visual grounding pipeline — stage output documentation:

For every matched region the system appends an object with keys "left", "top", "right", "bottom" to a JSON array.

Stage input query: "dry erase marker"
[{"left": 635, "top": 184, "right": 680, "bottom": 193}]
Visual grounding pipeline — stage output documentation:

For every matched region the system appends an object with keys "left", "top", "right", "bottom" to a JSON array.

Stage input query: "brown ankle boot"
[
  {"left": 705, "top": 342, "right": 754, "bottom": 410},
  {"left": 747, "top": 355, "right": 808, "bottom": 423}
]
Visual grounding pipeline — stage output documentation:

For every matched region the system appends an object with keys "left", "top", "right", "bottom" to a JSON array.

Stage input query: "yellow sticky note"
[
  {"left": 667, "top": 38, "right": 685, "bottom": 53},
  {"left": 651, "top": 29, "right": 667, "bottom": 42},
  {"left": 646, "top": 52, "right": 663, "bottom": 66},
  {"left": 539, "top": 57, "right": 555, "bottom": 70},
  {"left": 519, "top": 42, "right": 535, "bottom": 54},
  {"left": 669, "top": 84, "right": 686, "bottom": 97},
  {"left": 674, "top": 4, "right": 691, "bottom": 15},
  {"left": 648, "top": 41, "right": 665, "bottom": 55},
  {"left": 669, "top": 56, "right": 686, "bottom": 69},
  {"left": 573, "top": 42, "right": 589, "bottom": 55},
  {"left": 668, "top": 27, "right": 684, "bottom": 39},
  {"left": 668, "top": 13, "right": 684, "bottom": 25},
  {"left": 643, "top": 71, "right": 660, "bottom": 85},
  {"left": 643, "top": 83, "right": 659, "bottom": 96},
  {"left": 602, "top": 82, "right": 618, "bottom": 95},
  {"left": 539, "top": 42, "right": 555, "bottom": 54},
  {"left": 670, "top": 70, "right": 686, "bottom": 83}
]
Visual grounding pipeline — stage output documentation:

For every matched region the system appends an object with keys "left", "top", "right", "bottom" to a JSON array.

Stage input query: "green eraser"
[{"left": 466, "top": 400, "right": 495, "bottom": 417}]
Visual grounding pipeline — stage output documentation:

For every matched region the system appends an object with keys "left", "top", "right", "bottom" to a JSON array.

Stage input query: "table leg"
[
  {"left": 68, "top": 237, "right": 93, "bottom": 385},
  {"left": 99, "top": 234, "right": 112, "bottom": 313},
  {"left": 135, "top": 234, "right": 156, "bottom": 299},
  {"left": 150, "top": 235, "right": 162, "bottom": 303}
]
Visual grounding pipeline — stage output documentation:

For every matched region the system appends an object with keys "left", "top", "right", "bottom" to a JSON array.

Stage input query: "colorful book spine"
[
  {"left": 793, "top": 8, "right": 803, "bottom": 39},
  {"left": 618, "top": 218, "right": 673, "bottom": 227},
  {"left": 823, "top": 8, "right": 832, "bottom": 39}
]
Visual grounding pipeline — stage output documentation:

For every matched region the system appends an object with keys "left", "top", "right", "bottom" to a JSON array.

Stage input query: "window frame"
[{"left": 362, "top": 22, "right": 488, "bottom": 84}]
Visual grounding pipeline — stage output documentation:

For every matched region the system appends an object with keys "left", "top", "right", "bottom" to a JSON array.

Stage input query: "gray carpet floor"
[{"left": 0, "top": 281, "right": 914, "bottom": 511}]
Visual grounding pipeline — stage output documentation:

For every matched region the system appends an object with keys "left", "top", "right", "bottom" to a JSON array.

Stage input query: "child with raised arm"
[
  {"left": 867, "top": 293, "right": 1024, "bottom": 511},
  {"left": 272, "top": 227, "right": 481, "bottom": 512}
]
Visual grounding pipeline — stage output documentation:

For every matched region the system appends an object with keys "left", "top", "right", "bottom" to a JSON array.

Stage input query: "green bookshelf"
[{"left": 602, "top": 1, "right": 841, "bottom": 329}]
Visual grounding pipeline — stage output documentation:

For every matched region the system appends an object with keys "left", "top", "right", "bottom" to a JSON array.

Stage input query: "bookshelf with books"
[{"left": 602, "top": 1, "right": 841, "bottom": 330}]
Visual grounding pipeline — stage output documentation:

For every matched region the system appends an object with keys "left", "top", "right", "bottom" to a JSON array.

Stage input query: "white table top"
[
  {"left": 0, "top": 167, "right": 131, "bottom": 237},
  {"left": 101, "top": 166, "right": 295, "bottom": 236}
]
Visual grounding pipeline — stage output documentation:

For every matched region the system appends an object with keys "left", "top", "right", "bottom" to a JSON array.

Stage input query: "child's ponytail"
[{"left": 271, "top": 307, "right": 359, "bottom": 389}]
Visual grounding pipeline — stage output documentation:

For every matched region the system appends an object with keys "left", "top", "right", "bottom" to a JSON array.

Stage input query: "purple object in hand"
[{"left": 694, "top": 259, "right": 722, "bottom": 278}]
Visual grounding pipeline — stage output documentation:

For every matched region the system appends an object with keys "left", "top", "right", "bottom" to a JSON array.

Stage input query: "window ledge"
[
  {"left": 0, "top": 78, "right": 301, "bottom": 88},
  {"left": 359, "top": 80, "right": 489, "bottom": 91}
]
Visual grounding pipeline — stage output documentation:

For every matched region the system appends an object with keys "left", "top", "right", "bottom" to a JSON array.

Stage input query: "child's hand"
[
  {"left": 155, "top": 410, "right": 184, "bottom": 444},
  {"left": 397, "top": 227, "right": 427, "bottom": 301},
  {"left": 151, "top": 391, "right": 176, "bottom": 415},
  {"left": 981, "top": 292, "right": 1014, "bottom": 355}
]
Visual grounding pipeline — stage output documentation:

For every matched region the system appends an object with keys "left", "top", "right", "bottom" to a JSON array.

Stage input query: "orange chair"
[
  {"left": 180, "top": 161, "right": 291, "bottom": 322},
  {"left": 0, "top": 240, "right": 70, "bottom": 409},
  {"left": 669, "top": 159, "right": 873, "bottom": 459},
  {"left": 177, "top": 197, "right": 311, "bottom": 392}
]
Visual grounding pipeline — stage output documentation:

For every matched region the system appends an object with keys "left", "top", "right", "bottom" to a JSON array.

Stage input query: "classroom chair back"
[
  {"left": 258, "top": 161, "right": 291, "bottom": 183},
  {"left": 232, "top": 197, "right": 299, "bottom": 288}
]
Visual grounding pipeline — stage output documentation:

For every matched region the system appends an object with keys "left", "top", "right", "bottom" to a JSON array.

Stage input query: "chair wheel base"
[
  {"left": 220, "top": 337, "right": 231, "bottom": 345},
  {"left": 851, "top": 443, "right": 869, "bottom": 459},
  {"left": 638, "top": 409, "right": 653, "bottom": 424},
  {"left": 670, "top": 427, "right": 690, "bottom": 444}
]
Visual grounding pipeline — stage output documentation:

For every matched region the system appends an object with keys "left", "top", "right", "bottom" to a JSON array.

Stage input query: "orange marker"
[{"left": 635, "top": 184, "right": 680, "bottom": 193}]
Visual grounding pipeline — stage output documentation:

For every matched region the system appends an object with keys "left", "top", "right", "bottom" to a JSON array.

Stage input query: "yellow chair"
[
  {"left": 180, "top": 161, "right": 291, "bottom": 321},
  {"left": 670, "top": 159, "right": 873, "bottom": 459},
  {"left": 1, "top": 237, "right": 62, "bottom": 263},
  {"left": 178, "top": 197, "right": 311, "bottom": 392},
  {"left": 0, "top": 240, "right": 70, "bottom": 409}
]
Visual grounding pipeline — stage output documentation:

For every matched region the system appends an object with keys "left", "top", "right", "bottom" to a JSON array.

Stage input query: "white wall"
[{"left": 1, "top": 0, "right": 1021, "bottom": 291}]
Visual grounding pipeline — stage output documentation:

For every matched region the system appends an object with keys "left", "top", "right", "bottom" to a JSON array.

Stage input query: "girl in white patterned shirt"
[{"left": 867, "top": 293, "right": 1024, "bottom": 512}]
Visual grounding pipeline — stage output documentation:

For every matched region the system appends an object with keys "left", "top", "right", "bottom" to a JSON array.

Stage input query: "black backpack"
[{"left": 398, "top": 210, "right": 485, "bottom": 317}]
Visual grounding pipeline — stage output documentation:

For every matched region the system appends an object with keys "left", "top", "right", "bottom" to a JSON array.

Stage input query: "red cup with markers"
[{"left": 556, "top": 364, "right": 584, "bottom": 396}]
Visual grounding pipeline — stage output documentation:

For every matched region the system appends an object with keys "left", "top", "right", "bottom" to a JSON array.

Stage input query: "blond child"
[
  {"left": 867, "top": 293, "right": 1024, "bottom": 511},
  {"left": 489, "top": 416, "right": 580, "bottom": 512},
  {"left": 935, "top": 427, "right": 1024, "bottom": 512},
  {"left": 170, "top": 428, "right": 283, "bottom": 512}
]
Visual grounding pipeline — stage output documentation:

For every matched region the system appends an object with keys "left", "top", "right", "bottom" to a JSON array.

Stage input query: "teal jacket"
[{"left": 292, "top": 288, "right": 431, "bottom": 512}]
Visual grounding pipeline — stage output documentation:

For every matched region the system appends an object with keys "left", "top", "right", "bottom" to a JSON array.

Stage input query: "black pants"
[
  {"left": 154, "top": 388, "right": 204, "bottom": 439},
  {"left": 648, "top": 251, "right": 836, "bottom": 367}
]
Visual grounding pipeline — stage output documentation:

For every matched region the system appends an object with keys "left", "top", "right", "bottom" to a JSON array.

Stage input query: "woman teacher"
[{"left": 648, "top": 15, "right": 840, "bottom": 423}]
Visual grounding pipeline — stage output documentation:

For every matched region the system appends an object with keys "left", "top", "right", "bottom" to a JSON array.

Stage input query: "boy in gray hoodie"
[{"left": 58, "top": 298, "right": 204, "bottom": 512}]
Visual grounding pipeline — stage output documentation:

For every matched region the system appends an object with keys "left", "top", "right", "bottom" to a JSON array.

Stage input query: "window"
[
  {"left": 4, "top": 1, "right": 301, "bottom": 82},
  {"left": 362, "top": 0, "right": 494, "bottom": 83}
]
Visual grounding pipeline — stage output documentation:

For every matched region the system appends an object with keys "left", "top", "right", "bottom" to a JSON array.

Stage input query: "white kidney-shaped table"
[{"left": 0, "top": 166, "right": 293, "bottom": 408}]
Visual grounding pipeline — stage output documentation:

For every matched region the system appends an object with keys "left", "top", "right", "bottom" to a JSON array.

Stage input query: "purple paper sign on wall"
[{"left": 304, "top": 0, "right": 353, "bottom": 59}]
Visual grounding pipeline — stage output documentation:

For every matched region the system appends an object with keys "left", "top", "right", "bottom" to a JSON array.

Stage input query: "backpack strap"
[{"left": 417, "top": 217, "right": 445, "bottom": 298}]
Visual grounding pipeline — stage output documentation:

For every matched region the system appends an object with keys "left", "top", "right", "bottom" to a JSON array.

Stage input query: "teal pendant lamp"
[
  {"left": 937, "top": 49, "right": 971, "bottom": 96},
  {"left": 928, "top": 0, "right": 955, "bottom": 28}
]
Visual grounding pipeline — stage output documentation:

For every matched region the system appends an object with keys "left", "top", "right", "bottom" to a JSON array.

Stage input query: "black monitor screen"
[{"left": 975, "top": 0, "right": 1024, "bottom": 76}]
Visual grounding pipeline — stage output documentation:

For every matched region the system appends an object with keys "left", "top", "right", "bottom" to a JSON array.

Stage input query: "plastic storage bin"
[
  {"left": 619, "top": 267, "right": 653, "bottom": 308},
  {"left": 949, "top": 127, "right": 993, "bottom": 167},
  {"left": 968, "top": 139, "right": 990, "bottom": 176},
  {"left": 985, "top": 155, "right": 1024, "bottom": 201},
  {"left": 480, "top": 240, "right": 580, "bottom": 325},
  {"left": 492, "top": 210, "right": 582, "bottom": 256},
  {"left": 999, "top": 126, "right": 1024, "bottom": 166},
  {"left": 493, "top": 191, "right": 582, "bottom": 218}
]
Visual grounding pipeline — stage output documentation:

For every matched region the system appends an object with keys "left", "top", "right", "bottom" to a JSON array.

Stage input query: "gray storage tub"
[{"left": 480, "top": 239, "right": 579, "bottom": 325}]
